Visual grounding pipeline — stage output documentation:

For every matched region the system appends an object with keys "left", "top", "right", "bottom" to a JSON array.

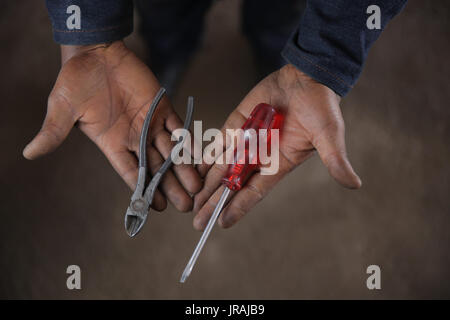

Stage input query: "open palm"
[
  {"left": 193, "top": 64, "right": 362, "bottom": 230},
  {"left": 24, "top": 41, "right": 201, "bottom": 211}
]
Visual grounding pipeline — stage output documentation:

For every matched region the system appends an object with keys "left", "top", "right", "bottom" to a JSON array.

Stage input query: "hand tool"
[
  {"left": 124, "top": 88, "right": 194, "bottom": 237},
  {"left": 180, "top": 103, "right": 283, "bottom": 283}
]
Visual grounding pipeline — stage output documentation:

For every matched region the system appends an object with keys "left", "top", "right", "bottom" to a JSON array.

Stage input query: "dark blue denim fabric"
[
  {"left": 45, "top": 0, "right": 407, "bottom": 96},
  {"left": 282, "top": 0, "right": 407, "bottom": 96},
  {"left": 45, "top": 0, "right": 133, "bottom": 45}
]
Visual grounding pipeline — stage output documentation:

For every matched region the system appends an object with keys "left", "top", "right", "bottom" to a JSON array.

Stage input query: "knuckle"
[
  {"left": 41, "top": 121, "right": 63, "bottom": 142},
  {"left": 324, "top": 150, "right": 346, "bottom": 168},
  {"left": 48, "top": 92, "right": 72, "bottom": 113},
  {"left": 47, "top": 91, "right": 78, "bottom": 121},
  {"left": 206, "top": 196, "right": 219, "bottom": 210},
  {"left": 246, "top": 184, "right": 264, "bottom": 202},
  {"left": 203, "top": 181, "right": 218, "bottom": 195},
  {"left": 47, "top": 93, "right": 62, "bottom": 108}
]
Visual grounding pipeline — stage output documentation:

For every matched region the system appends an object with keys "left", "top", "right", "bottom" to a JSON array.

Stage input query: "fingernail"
[
  {"left": 22, "top": 144, "right": 32, "bottom": 159},
  {"left": 355, "top": 175, "right": 362, "bottom": 188}
]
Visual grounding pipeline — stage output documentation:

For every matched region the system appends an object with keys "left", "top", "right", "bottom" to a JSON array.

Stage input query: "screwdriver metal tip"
[
  {"left": 179, "top": 187, "right": 231, "bottom": 283},
  {"left": 180, "top": 269, "right": 190, "bottom": 283}
]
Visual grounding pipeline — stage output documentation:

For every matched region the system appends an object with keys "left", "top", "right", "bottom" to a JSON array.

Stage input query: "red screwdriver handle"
[{"left": 222, "top": 103, "right": 283, "bottom": 191}]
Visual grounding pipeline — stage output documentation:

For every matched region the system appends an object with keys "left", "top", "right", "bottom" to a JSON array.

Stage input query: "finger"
[
  {"left": 193, "top": 108, "right": 250, "bottom": 212},
  {"left": 104, "top": 148, "right": 167, "bottom": 211},
  {"left": 193, "top": 107, "right": 261, "bottom": 221},
  {"left": 147, "top": 146, "right": 193, "bottom": 212},
  {"left": 193, "top": 161, "right": 229, "bottom": 214},
  {"left": 217, "top": 171, "right": 285, "bottom": 229},
  {"left": 194, "top": 149, "right": 308, "bottom": 230},
  {"left": 164, "top": 110, "right": 204, "bottom": 167},
  {"left": 23, "top": 95, "right": 76, "bottom": 159},
  {"left": 196, "top": 130, "right": 225, "bottom": 178},
  {"left": 313, "top": 123, "right": 362, "bottom": 189},
  {"left": 197, "top": 109, "right": 248, "bottom": 177},
  {"left": 193, "top": 170, "right": 281, "bottom": 231},
  {"left": 193, "top": 185, "right": 233, "bottom": 231},
  {"left": 153, "top": 128, "right": 202, "bottom": 194}
]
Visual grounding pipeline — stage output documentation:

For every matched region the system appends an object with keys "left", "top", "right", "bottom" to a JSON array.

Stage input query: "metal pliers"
[{"left": 124, "top": 88, "right": 194, "bottom": 237}]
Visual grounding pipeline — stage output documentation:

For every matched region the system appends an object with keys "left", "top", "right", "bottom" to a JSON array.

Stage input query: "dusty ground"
[{"left": 0, "top": 0, "right": 449, "bottom": 299}]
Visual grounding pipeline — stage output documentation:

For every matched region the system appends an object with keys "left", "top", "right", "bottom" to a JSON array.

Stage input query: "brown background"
[{"left": 0, "top": 0, "right": 449, "bottom": 299}]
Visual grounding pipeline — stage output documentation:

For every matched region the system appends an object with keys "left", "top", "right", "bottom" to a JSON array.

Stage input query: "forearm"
[{"left": 282, "top": 0, "right": 407, "bottom": 96}]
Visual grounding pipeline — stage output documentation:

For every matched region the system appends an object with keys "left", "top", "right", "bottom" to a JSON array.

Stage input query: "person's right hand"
[
  {"left": 23, "top": 40, "right": 201, "bottom": 212},
  {"left": 193, "top": 64, "right": 361, "bottom": 230}
]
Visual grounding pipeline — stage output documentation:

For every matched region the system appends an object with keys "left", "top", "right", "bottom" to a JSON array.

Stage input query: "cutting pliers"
[{"left": 124, "top": 88, "right": 194, "bottom": 237}]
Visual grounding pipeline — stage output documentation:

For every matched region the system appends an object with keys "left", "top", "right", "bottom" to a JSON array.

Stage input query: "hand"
[
  {"left": 193, "top": 64, "right": 361, "bottom": 230},
  {"left": 23, "top": 41, "right": 201, "bottom": 212}
]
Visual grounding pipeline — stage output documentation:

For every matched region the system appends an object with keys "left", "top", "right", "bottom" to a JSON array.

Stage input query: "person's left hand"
[{"left": 193, "top": 64, "right": 362, "bottom": 230}]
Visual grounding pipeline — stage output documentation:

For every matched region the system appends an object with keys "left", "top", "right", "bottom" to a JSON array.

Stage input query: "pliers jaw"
[
  {"left": 124, "top": 166, "right": 150, "bottom": 237},
  {"left": 125, "top": 201, "right": 149, "bottom": 237}
]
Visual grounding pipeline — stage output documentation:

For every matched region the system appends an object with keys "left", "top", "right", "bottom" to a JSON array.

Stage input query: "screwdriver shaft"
[{"left": 180, "top": 187, "right": 231, "bottom": 283}]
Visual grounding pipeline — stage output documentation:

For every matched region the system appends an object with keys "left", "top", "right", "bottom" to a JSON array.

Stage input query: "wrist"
[
  {"left": 279, "top": 64, "right": 341, "bottom": 102},
  {"left": 279, "top": 64, "right": 317, "bottom": 86},
  {"left": 60, "top": 40, "right": 124, "bottom": 65}
]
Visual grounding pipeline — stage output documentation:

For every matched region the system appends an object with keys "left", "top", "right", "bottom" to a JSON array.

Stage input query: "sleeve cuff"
[
  {"left": 52, "top": 19, "right": 133, "bottom": 45},
  {"left": 281, "top": 36, "right": 353, "bottom": 97},
  {"left": 46, "top": 0, "right": 134, "bottom": 45}
]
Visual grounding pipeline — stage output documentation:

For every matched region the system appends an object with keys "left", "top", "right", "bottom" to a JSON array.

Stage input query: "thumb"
[
  {"left": 23, "top": 95, "right": 76, "bottom": 160},
  {"left": 313, "top": 123, "right": 362, "bottom": 189}
]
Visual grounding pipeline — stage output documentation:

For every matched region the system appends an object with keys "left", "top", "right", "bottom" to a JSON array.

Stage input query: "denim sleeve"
[
  {"left": 281, "top": 0, "right": 407, "bottom": 96},
  {"left": 45, "top": 0, "right": 133, "bottom": 45}
]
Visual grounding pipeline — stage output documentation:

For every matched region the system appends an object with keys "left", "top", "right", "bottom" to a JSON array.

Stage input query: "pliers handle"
[{"left": 124, "top": 88, "right": 194, "bottom": 237}]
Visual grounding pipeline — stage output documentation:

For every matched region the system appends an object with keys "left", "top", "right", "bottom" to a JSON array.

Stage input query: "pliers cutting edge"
[{"left": 124, "top": 88, "right": 194, "bottom": 237}]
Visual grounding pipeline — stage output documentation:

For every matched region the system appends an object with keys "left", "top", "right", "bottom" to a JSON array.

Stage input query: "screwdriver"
[{"left": 180, "top": 103, "right": 283, "bottom": 283}]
